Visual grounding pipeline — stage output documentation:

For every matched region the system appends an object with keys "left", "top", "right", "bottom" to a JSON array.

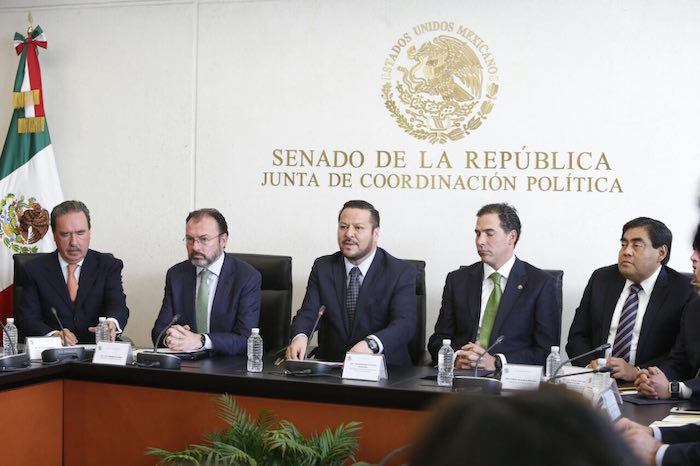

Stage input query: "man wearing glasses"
[{"left": 151, "top": 208, "right": 261, "bottom": 355}]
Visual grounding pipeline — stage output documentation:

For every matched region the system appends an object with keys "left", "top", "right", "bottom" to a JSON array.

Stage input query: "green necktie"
[
  {"left": 196, "top": 269, "right": 211, "bottom": 334},
  {"left": 480, "top": 272, "right": 502, "bottom": 347}
]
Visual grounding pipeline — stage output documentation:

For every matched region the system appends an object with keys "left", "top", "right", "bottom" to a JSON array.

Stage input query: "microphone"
[
  {"left": 51, "top": 307, "right": 66, "bottom": 346},
  {"left": 474, "top": 335, "right": 505, "bottom": 377},
  {"left": 42, "top": 307, "right": 90, "bottom": 363},
  {"left": 0, "top": 318, "right": 30, "bottom": 370},
  {"left": 136, "top": 314, "right": 181, "bottom": 370},
  {"left": 450, "top": 335, "right": 505, "bottom": 395},
  {"left": 550, "top": 365, "right": 613, "bottom": 381},
  {"left": 303, "top": 305, "right": 325, "bottom": 359},
  {"left": 549, "top": 342, "right": 611, "bottom": 382}
]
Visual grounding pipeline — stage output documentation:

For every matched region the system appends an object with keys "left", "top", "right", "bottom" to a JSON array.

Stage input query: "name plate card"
[
  {"left": 92, "top": 342, "right": 132, "bottom": 366},
  {"left": 25, "top": 336, "right": 62, "bottom": 360},
  {"left": 600, "top": 387, "right": 622, "bottom": 421},
  {"left": 556, "top": 365, "right": 594, "bottom": 394},
  {"left": 500, "top": 364, "right": 543, "bottom": 390},
  {"left": 342, "top": 353, "right": 387, "bottom": 381}
]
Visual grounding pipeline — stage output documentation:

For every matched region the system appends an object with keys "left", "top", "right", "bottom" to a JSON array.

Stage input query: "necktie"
[
  {"left": 67, "top": 263, "right": 78, "bottom": 303},
  {"left": 480, "top": 272, "right": 502, "bottom": 347},
  {"left": 346, "top": 267, "right": 361, "bottom": 328},
  {"left": 612, "top": 283, "right": 642, "bottom": 362},
  {"left": 196, "top": 269, "right": 211, "bottom": 334}
]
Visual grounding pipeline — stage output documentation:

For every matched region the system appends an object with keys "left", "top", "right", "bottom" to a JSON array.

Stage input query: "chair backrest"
[
  {"left": 230, "top": 253, "right": 292, "bottom": 355},
  {"left": 542, "top": 269, "right": 564, "bottom": 343},
  {"left": 13, "top": 253, "right": 49, "bottom": 330},
  {"left": 681, "top": 272, "right": 697, "bottom": 295},
  {"left": 403, "top": 259, "right": 426, "bottom": 365}
]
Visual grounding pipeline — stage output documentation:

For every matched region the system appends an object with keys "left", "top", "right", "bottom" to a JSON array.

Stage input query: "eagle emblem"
[
  {"left": 0, "top": 194, "right": 49, "bottom": 253},
  {"left": 383, "top": 32, "right": 499, "bottom": 144}
]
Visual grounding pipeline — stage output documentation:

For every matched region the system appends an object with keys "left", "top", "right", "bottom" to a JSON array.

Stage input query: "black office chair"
[
  {"left": 231, "top": 253, "right": 292, "bottom": 356},
  {"left": 12, "top": 252, "right": 49, "bottom": 338},
  {"left": 403, "top": 259, "right": 427, "bottom": 366},
  {"left": 543, "top": 269, "right": 563, "bottom": 342}
]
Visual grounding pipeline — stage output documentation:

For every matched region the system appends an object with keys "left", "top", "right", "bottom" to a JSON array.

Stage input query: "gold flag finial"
[{"left": 27, "top": 11, "right": 33, "bottom": 36}]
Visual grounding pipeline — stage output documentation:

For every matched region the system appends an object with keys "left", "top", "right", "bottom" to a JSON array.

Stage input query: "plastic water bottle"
[
  {"left": 247, "top": 328, "right": 263, "bottom": 372},
  {"left": 437, "top": 339, "right": 454, "bottom": 386},
  {"left": 2, "top": 318, "right": 18, "bottom": 356},
  {"left": 95, "top": 317, "right": 110, "bottom": 343},
  {"left": 545, "top": 345, "right": 562, "bottom": 382},
  {"left": 591, "top": 357, "right": 611, "bottom": 401}
]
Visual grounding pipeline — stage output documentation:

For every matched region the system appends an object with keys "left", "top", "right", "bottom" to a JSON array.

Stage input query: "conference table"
[{"left": 0, "top": 355, "right": 688, "bottom": 466}]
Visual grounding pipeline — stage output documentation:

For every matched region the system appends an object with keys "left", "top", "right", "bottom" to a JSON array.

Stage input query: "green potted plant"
[{"left": 147, "top": 394, "right": 371, "bottom": 466}]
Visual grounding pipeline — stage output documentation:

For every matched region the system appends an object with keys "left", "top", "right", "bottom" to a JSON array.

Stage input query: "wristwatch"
[
  {"left": 494, "top": 354, "right": 504, "bottom": 374},
  {"left": 670, "top": 381, "right": 681, "bottom": 400},
  {"left": 364, "top": 337, "right": 380, "bottom": 354}
]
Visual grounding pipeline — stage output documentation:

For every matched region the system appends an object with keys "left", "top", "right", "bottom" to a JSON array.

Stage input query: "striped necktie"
[
  {"left": 346, "top": 267, "right": 361, "bottom": 328},
  {"left": 611, "top": 283, "right": 642, "bottom": 362}
]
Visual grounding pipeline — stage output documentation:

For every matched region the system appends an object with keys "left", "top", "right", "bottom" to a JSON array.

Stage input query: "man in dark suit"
[
  {"left": 634, "top": 223, "right": 700, "bottom": 400},
  {"left": 17, "top": 200, "right": 129, "bottom": 344},
  {"left": 617, "top": 417, "right": 700, "bottom": 466},
  {"left": 567, "top": 217, "right": 693, "bottom": 382},
  {"left": 151, "top": 208, "right": 261, "bottom": 356},
  {"left": 428, "top": 203, "right": 559, "bottom": 370},
  {"left": 286, "top": 200, "right": 416, "bottom": 366}
]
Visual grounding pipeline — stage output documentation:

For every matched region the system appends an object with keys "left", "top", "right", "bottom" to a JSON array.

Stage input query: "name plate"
[
  {"left": 599, "top": 387, "right": 622, "bottom": 421},
  {"left": 25, "top": 336, "right": 63, "bottom": 360},
  {"left": 92, "top": 342, "right": 132, "bottom": 366},
  {"left": 556, "top": 365, "right": 594, "bottom": 393},
  {"left": 500, "top": 364, "right": 543, "bottom": 390},
  {"left": 342, "top": 353, "right": 387, "bottom": 381}
]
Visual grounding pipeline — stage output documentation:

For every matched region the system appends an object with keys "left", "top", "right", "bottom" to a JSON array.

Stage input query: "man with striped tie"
[{"left": 567, "top": 217, "right": 694, "bottom": 381}]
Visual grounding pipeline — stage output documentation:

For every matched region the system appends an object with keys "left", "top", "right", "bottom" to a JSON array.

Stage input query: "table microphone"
[
  {"left": 42, "top": 307, "right": 87, "bottom": 363},
  {"left": 549, "top": 342, "right": 611, "bottom": 382},
  {"left": 450, "top": 335, "right": 505, "bottom": 394},
  {"left": 0, "top": 319, "right": 30, "bottom": 370},
  {"left": 51, "top": 307, "right": 66, "bottom": 346},
  {"left": 550, "top": 365, "right": 613, "bottom": 380},
  {"left": 303, "top": 305, "right": 325, "bottom": 359},
  {"left": 285, "top": 306, "right": 333, "bottom": 375},
  {"left": 473, "top": 335, "right": 505, "bottom": 377},
  {"left": 136, "top": 314, "right": 181, "bottom": 369}
]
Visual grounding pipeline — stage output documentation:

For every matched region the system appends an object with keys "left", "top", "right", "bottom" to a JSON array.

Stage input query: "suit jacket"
[
  {"left": 151, "top": 253, "right": 261, "bottom": 356},
  {"left": 566, "top": 265, "right": 693, "bottom": 367},
  {"left": 290, "top": 248, "right": 417, "bottom": 366},
  {"left": 17, "top": 249, "right": 129, "bottom": 343},
  {"left": 660, "top": 424, "right": 700, "bottom": 466},
  {"left": 427, "top": 257, "right": 559, "bottom": 365},
  {"left": 658, "top": 298, "right": 700, "bottom": 395}
]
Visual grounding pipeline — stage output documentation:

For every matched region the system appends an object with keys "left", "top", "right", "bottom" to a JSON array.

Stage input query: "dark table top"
[{"left": 0, "top": 353, "right": 688, "bottom": 424}]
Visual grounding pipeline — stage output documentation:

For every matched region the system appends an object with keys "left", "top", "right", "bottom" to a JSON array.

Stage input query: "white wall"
[{"left": 1, "top": 0, "right": 699, "bottom": 351}]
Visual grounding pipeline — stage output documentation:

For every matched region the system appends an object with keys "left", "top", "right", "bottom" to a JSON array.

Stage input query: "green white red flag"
[{"left": 0, "top": 25, "right": 63, "bottom": 322}]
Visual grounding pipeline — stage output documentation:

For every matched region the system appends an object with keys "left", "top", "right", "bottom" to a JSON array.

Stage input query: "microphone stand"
[
  {"left": 136, "top": 314, "right": 182, "bottom": 370},
  {"left": 285, "top": 306, "right": 333, "bottom": 375},
  {"left": 548, "top": 342, "right": 611, "bottom": 383},
  {"left": 42, "top": 307, "right": 87, "bottom": 363},
  {"left": 451, "top": 335, "right": 505, "bottom": 394}
]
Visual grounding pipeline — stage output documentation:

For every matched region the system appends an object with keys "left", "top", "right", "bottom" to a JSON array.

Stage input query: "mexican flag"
[{"left": 0, "top": 25, "right": 63, "bottom": 323}]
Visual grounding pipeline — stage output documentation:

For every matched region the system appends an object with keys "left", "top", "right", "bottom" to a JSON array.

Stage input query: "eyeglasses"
[{"left": 183, "top": 233, "right": 223, "bottom": 246}]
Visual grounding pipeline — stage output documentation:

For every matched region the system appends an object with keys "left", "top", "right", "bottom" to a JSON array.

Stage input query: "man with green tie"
[
  {"left": 151, "top": 208, "right": 261, "bottom": 355},
  {"left": 428, "top": 203, "right": 559, "bottom": 371}
]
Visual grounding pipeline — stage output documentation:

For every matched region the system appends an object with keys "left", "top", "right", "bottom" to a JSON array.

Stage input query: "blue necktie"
[
  {"left": 346, "top": 267, "right": 361, "bottom": 328},
  {"left": 611, "top": 283, "right": 642, "bottom": 362}
]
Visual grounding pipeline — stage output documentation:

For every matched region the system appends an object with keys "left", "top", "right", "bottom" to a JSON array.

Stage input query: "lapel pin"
[{"left": 517, "top": 284, "right": 523, "bottom": 290}]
